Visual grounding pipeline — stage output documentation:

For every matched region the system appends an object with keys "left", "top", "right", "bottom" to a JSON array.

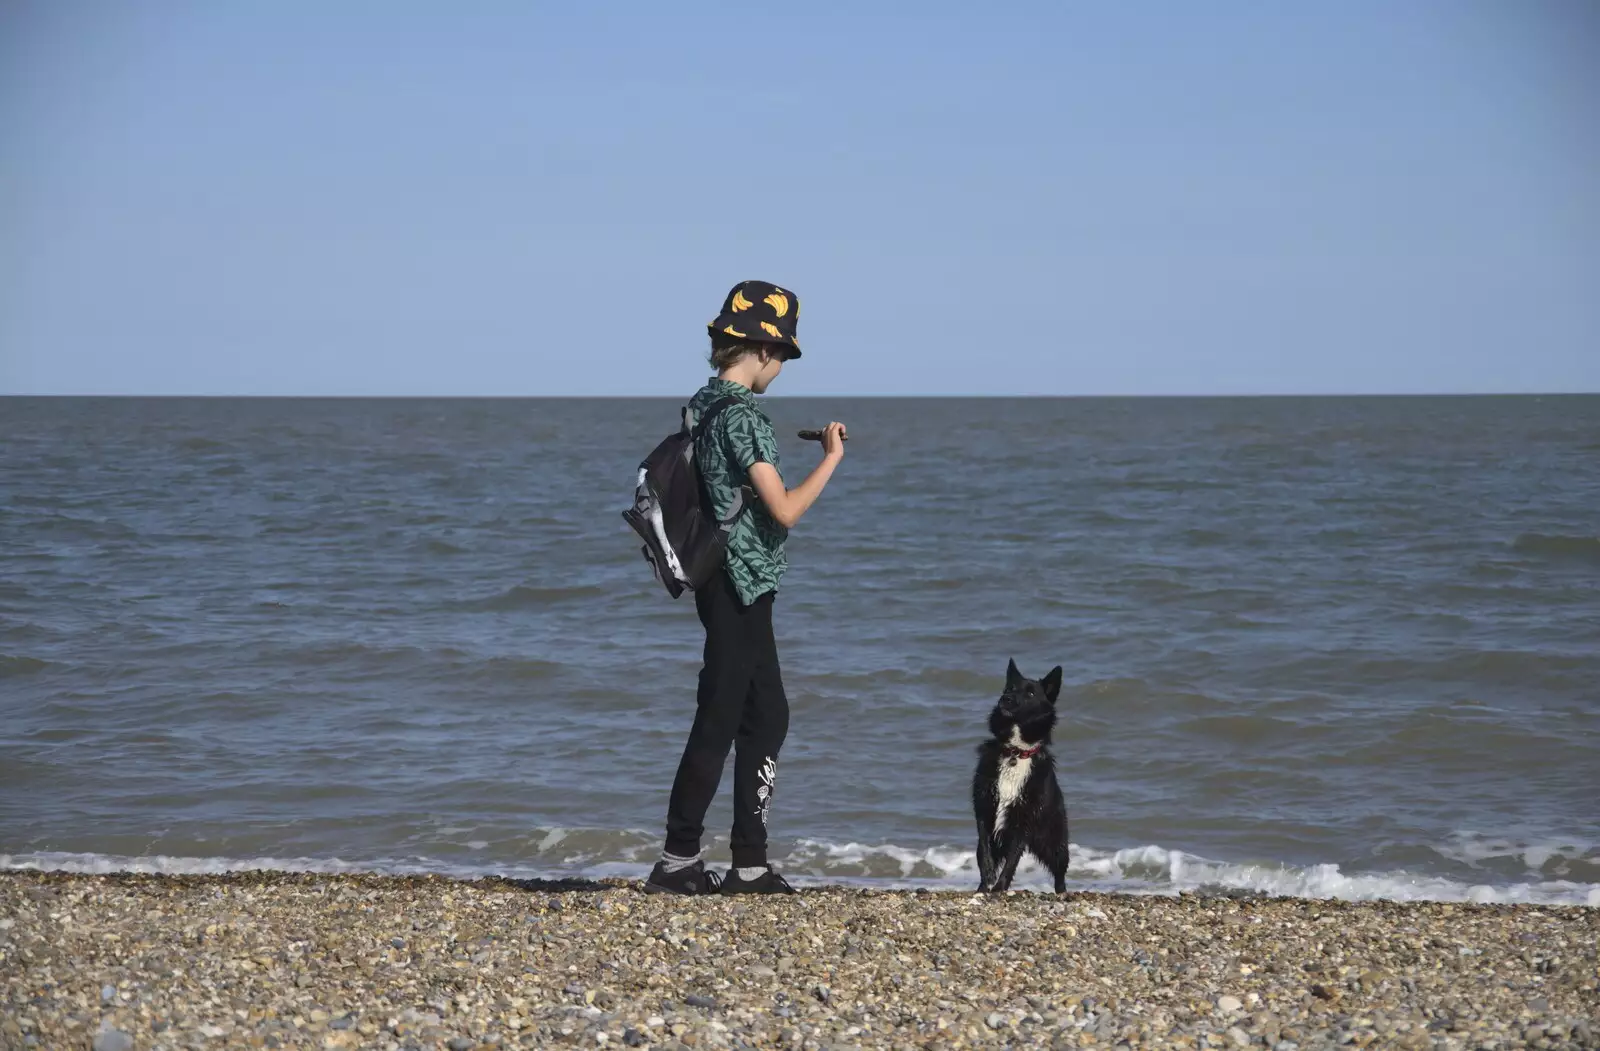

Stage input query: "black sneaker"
[
  {"left": 643, "top": 859, "right": 722, "bottom": 896},
  {"left": 719, "top": 866, "right": 797, "bottom": 895}
]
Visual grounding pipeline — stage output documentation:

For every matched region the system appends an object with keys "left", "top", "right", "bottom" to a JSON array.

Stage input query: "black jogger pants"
[{"left": 664, "top": 569, "right": 790, "bottom": 868}]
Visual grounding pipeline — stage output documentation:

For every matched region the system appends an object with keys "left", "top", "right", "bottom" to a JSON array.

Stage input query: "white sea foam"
[
  {"left": 775, "top": 840, "right": 1600, "bottom": 905},
  {"left": 1433, "top": 831, "right": 1600, "bottom": 876},
  {"left": 5, "top": 836, "right": 1597, "bottom": 906}
]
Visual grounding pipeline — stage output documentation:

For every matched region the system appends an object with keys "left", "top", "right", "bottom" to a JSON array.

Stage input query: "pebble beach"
[{"left": 3, "top": 872, "right": 1596, "bottom": 1051}]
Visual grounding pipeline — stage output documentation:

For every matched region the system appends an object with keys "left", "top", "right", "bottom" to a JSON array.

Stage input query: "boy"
[{"left": 645, "top": 280, "right": 846, "bottom": 896}]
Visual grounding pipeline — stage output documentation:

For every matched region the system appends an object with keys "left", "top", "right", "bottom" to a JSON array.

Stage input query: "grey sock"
[
  {"left": 659, "top": 851, "right": 701, "bottom": 873},
  {"left": 736, "top": 866, "right": 767, "bottom": 881}
]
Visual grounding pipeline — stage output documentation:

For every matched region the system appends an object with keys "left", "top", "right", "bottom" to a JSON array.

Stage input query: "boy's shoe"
[
  {"left": 643, "top": 859, "right": 722, "bottom": 896},
  {"left": 719, "top": 866, "right": 797, "bottom": 895}
]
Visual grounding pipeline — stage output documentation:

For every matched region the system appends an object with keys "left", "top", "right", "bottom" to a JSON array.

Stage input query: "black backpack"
[{"left": 623, "top": 397, "right": 750, "bottom": 599}]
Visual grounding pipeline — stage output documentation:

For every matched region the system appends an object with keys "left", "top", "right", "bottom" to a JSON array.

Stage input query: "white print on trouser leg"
[{"left": 754, "top": 757, "right": 778, "bottom": 827}]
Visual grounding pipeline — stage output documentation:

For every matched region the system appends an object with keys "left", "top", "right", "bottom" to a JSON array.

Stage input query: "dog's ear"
[
  {"left": 1005, "top": 658, "right": 1023, "bottom": 691},
  {"left": 1041, "top": 666, "right": 1063, "bottom": 704}
]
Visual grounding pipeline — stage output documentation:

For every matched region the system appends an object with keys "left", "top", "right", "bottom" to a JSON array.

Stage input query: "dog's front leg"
[
  {"left": 991, "top": 836, "right": 1027, "bottom": 893},
  {"left": 976, "top": 828, "right": 997, "bottom": 891}
]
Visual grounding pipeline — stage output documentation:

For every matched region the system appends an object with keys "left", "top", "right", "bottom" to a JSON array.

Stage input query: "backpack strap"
[
  {"left": 719, "top": 485, "right": 752, "bottom": 526},
  {"left": 690, "top": 395, "right": 740, "bottom": 440},
  {"left": 689, "top": 395, "right": 752, "bottom": 527}
]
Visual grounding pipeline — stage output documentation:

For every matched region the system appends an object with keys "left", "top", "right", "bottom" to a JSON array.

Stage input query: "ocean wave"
[
  {"left": 7, "top": 834, "right": 1596, "bottom": 906},
  {"left": 456, "top": 584, "right": 609, "bottom": 611},
  {"left": 176, "top": 436, "right": 232, "bottom": 453},
  {"left": 18, "top": 513, "right": 139, "bottom": 541},
  {"left": 0, "top": 654, "right": 52, "bottom": 678},
  {"left": 801, "top": 667, "right": 1001, "bottom": 694},
  {"left": 1261, "top": 649, "right": 1595, "bottom": 690},
  {"left": 275, "top": 641, "right": 470, "bottom": 668},
  {"left": 465, "top": 657, "right": 564, "bottom": 682},
  {"left": 1512, "top": 533, "right": 1600, "bottom": 566},
  {"left": 780, "top": 838, "right": 1600, "bottom": 902},
  {"left": 1431, "top": 831, "right": 1600, "bottom": 883},
  {"left": 776, "top": 840, "right": 1600, "bottom": 904}
]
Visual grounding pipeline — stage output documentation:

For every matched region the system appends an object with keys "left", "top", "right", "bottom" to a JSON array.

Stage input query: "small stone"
[
  {"left": 986, "top": 1012, "right": 1006, "bottom": 1029},
  {"left": 623, "top": 1029, "right": 646, "bottom": 1047},
  {"left": 100, "top": 984, "right": 117, "bottom": 1004},
  {"left": 391, "top": 937, "right": 406, "bottom": 949},
  {"left": 812, "top": 985, "right": 831, "bottom": 1004},
  {"left": 1523, "top": 1026, "right": 1545, "bottom": 1043},
  {"left": 684, "top": 995, "right": 717, "bottom": 1010},
  {"left": 749, "top": 964, "right": 776, "bottom": 978},
  {"left": 93, "top": 1030, "right": 134, "bottom": 1051},
  {"left": 447, "top": 1039, "right": 474, "bottom": 1051},
  {"left": 1217, "top": 996, "right": 1243, "bottom": 1014},
  {"left": 330, "top": 1016, "right": 354, "bottom": 1030},
  {"left": 1226, "top": 1027, "right": 1250, "bottom": 1048}
]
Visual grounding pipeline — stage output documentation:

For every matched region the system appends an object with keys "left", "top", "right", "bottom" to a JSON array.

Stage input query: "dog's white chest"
[{"left": 992, "top": 730, "right": 1036, "bottom": 837}]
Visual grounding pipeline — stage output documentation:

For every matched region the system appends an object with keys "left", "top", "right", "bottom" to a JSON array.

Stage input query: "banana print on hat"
[{"left": 708, "top": 280, "right": 802, "bottom": 358}]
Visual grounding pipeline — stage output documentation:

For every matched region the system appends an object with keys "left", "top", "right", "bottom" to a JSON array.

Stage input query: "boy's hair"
[{"left": 708, "top": 332, "right": 775, "bottom": 371}]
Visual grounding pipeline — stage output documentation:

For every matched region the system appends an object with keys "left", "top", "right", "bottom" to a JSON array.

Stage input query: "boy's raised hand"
[
  {"left": 754, "top": 421, "right": 846, "bottom": 529},
  {"left": 821, "top": 421, "right": 847, "bottom": 460}
]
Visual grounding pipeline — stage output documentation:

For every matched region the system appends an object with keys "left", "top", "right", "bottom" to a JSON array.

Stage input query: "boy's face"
[{"left": 750, "top": 349, "right": 791, "bottom": 394}]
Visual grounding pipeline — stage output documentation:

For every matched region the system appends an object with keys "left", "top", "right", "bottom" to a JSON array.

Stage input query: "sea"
[{"left": 2, "top": 395, "right": 1597, "bottom": 905}]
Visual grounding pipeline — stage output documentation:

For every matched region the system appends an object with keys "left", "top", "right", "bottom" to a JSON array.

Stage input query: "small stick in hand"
[{"left": 797, "top": 429, "right": 849, "bottom": 442}]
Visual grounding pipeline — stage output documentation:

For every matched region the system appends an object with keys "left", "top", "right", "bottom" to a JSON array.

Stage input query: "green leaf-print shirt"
[{"left": 689, "top": 379, "right": 788, "bottom": 605}]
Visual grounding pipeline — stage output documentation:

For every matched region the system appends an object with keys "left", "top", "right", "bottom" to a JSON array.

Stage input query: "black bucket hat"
[{"left": 707, "top": 280, "right": 801, "bottom": 358}]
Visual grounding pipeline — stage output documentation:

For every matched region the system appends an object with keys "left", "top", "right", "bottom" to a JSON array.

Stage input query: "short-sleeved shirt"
[{"left": 689, "top": 378, "right": 788, "bottom": 605}]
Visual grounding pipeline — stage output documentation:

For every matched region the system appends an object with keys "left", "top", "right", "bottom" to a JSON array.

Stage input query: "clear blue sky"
[{"left": 2, "top": 2, "right": 1595, "bottom": 396}]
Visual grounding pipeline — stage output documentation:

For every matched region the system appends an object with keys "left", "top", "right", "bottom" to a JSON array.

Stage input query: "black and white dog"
[{"left": 972, "top": 659, "right": 1070, "bottom": 893}]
